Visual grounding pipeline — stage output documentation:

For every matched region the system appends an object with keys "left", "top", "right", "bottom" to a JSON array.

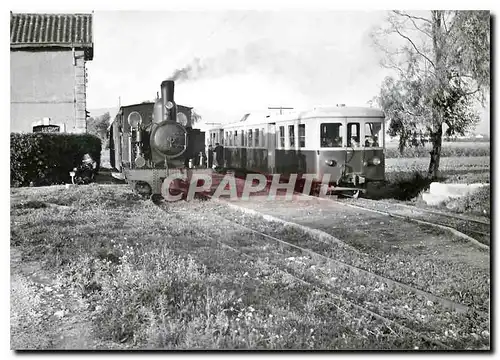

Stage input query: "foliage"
[
  {"left": 372, "top": 10, "right": 490, "bottom": 177},
  {"left": 86, "top": 112, "right": 111, "bottom": 148},
  {"left": 191, "top": 109, "right": 202, "bottom": 124},
  {"left": 443, "top": 185, "right": 490, "bottom": 218},
  {"left": 10, "top": 133, "right": 102, "bottom": 187}
]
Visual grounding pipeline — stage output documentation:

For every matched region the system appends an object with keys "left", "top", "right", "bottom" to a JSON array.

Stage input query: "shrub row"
[
  {"left": 11, "top": 133, "right": 102, "bottom": 187},
  {"left": 385, "top": 145, "right": 490, "bottom": 158}
]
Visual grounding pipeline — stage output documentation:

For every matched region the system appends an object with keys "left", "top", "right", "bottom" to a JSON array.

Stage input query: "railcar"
[
  {"left": 206, "top": 105, "right": 385, "bottom": 194},
  {"left": 109, "top": 80, "right": 206, "bottom": 198}
]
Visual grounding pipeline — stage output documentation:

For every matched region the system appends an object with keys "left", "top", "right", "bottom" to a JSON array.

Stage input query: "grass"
[
  {"left": 10, "top": 182, "right": 490, "bottom": 349},
  {"left": 385, "top": 142, "right": 490, "bottom": 158},
  {"left": 442, "top": 186, "right": 491, "bottom": 218},
  {"left": 9, "top": 185, "right": 422, "bottom": 349}
]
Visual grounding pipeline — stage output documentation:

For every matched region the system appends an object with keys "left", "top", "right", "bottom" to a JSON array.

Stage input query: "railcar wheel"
[{"left": 150, "top": 194, "right": 163, "bottom": 204}]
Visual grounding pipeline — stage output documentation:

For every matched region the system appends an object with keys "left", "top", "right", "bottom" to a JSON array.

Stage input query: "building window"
[
  {"left": 364, "top": 122, "right": 382, "bottom": 147},
  {"left": 347, "top": 123, "right": 360, "bottom": 147},
  {"left": 298, "top": 124, "right": 305, "bottom": 147},
  {"left": 320, "top": 123, "right": 343, "bottom": 147},
  {"left": 279, "top": 126, "right": 285, "bottom": 148},
  {"left": 288, "top": 125, "right": 295, "bottom": 148},
  {"left": 248, "top": 129, "right": 253, "bottom": 147}
]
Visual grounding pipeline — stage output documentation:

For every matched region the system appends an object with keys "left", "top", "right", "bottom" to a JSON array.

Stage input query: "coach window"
[
  {"left": 255, "top": 129, "right": 260, "bottom": 147},
  {"left": 347, "top": 123, "right": 361, "bottom": 147},
  {"left": 242, "top": 130, "right": 246, "bottom": 147},
  {"left": 298, "top": 124, "right": 305, "bottom": 147},
  {"left": 364, "top": 122, "right": 382, "bottom": 147},
  {"left": 279, "top": 126, "right": 285, "bottom": 148},
  {"left": 261, "top": 128, "right": 265, "bottom": 147},
  {"left": 248, "top": 129, "right": 253, "bottom": 147},
  {"left": 320, "top": 123, "right": 343, "bottom": 147},
  {"left": 234, "top": 130, "right": 238, "bottom": 146},
  {"left": 288, "top": 125, "right": 295, "bottom": 148}
]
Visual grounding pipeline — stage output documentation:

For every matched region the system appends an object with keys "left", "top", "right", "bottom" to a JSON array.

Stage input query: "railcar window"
[
  {"left": 255, "top": 129, "right": 260, "bottom": 147},
  {"left": 289, "top": 125, "right": 295, "bottom": 147},
  {"left": 248, "top": 129, "right": 253, "bottom": 147},
  {"left": 234, "top": 131, "right": 238, "bottom": 146},
  {"left": 261, "top": 128, "right": 265, "bottom": 147},
  {"left": 364, "top": 122, "right": 382, "bottom": 147},
  {"left": 279, "top": 126, "right": 285, "bottom": 148},
  {"left": 225, "top": 131, "right": 228, "bottom": 145},
  {"left": 299, "top": 124, "right": 305, "bottom": 147},
  {"left": 320, "top": 123, "right": 343, "bottom": 147},
  {"left": 347, "top": 123, "right": 361, "bottom": 147}
]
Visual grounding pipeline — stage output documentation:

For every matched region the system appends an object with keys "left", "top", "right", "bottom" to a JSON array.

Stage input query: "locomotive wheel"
[{"left": 150, "top": 194, "right": 163, "bottom": 203}]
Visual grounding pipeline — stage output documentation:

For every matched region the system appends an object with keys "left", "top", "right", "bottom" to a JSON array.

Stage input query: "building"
[{"left": 10, "top": 12, "right": 94, "bottom": 133}]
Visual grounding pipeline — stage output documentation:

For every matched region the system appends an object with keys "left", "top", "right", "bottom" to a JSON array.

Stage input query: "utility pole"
[{"left": 268, "top": 107, "right": 293, "bottom": 115}]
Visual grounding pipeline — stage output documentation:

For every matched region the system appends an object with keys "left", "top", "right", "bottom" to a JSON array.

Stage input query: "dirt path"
[{"left": 10, "top": 248, "right": 99, "bottom": 350}]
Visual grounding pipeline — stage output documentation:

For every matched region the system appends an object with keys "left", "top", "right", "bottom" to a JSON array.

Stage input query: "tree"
[
  {"left": 86, "top": 112, "right": 111, "bottom": 148},
  {"left": 191, "top": 109, "right": 202, "bottom": 124},
  {"left": 372, "top": 11, "right": 490, "bottom": 178}
]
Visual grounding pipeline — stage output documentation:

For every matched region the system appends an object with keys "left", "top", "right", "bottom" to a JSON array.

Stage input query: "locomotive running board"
[{"left": 111, "top": 172, "right": 126, "bottom": 181}]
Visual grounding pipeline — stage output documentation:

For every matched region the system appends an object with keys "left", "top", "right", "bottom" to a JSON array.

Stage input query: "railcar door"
[{"left": 267, "top": 123, "right": 276, "bottom": 174}]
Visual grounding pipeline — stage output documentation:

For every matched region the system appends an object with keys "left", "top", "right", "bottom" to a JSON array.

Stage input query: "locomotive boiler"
[{"left": 109, "top": 80, "right": 206, "bottom": 198}]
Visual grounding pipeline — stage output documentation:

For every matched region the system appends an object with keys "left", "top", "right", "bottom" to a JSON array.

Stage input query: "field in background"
[
  {"left": 385, "top": 141, "right": 490, "bottom": 158},
  {"left": 385, "top": 156, "right": 490, "bottom": 174}
]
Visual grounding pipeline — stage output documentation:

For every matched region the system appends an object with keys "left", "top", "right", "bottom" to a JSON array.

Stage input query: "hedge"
[{"left": 11, "top": 133, "right": 102, "bottom": 187}]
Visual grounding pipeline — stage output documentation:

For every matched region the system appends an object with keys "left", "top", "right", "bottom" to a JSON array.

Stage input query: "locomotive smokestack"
[
  {"left": 161, "top": 80, "right": 175, "bottom": 103},
  {"left": 160, "top": 80, "right": 177, "bottom": 121}
]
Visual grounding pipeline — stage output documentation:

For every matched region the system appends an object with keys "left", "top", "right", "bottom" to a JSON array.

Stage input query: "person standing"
[
  {"left": 214, "top": 142, "right": 224, "bottom": 169},
  {"left": 207, "top": 144, "right": 214, "bottom": 169}
]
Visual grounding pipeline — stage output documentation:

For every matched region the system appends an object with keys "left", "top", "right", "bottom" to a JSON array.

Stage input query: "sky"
[{"left": 80, "top": 9, "right": 489, "bottom": 134}]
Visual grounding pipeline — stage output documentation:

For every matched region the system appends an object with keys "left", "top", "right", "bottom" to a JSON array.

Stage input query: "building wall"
[{"left": 10, "top": 49, "right": 87, "bottom": 133}]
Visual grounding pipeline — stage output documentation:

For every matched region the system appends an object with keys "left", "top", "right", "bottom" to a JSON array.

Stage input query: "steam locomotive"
[{"left": 109, "top": 80, "right": 205, "bottom": 198}]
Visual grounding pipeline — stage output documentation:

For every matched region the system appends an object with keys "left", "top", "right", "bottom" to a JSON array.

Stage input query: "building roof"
[{"left": 10, "top": 12, "right": 94, "bottom": 59}]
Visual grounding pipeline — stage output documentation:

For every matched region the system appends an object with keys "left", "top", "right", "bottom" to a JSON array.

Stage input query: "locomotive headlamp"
[
  {"left": 165, "top": 101, "right": 174, "bottom": 110},
  {"left": 371, "top": 157, "right": 381, "bottom": 165},
  {"left": 128, "top": 111, "right": 142, "bottom": 129},
  {"left": 325, "top": 159, "right": 337, "bottom": 167},
  {"left": 135, "top": 156, "right": 146, "bottom": 168}
]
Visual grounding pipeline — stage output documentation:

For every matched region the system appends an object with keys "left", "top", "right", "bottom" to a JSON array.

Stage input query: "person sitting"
[{"left": 350, "top": 136, "right": 360, "bottom": 147}]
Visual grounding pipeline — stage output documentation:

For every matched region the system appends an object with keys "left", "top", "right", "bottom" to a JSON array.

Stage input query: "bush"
[
  {"left": 11, "top": 133, "right": 102, "bottom": 187},
  {"left": 443, "top": 185, "right": 490, "bottom": 218}
]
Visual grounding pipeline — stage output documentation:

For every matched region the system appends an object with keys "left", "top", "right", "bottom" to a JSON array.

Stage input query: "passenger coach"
[{"left": 207, "top": 105, "right": 385, "bottom": 193}]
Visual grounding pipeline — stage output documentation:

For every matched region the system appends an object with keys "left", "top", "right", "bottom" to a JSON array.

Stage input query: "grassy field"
[
  {"left": 10, "top": 184, "right": 489, "bottom": 350},
  {"left": 385, "top": 156, "right": 489, "bottom": 173},
  {"left": 385, "top": 142, "right": 490, "bottom": 158}
]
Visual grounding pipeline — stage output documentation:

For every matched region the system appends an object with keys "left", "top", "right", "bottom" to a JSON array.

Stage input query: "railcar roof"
[{"left": 212, "top": 106, "right": 384, "bottom": 130}]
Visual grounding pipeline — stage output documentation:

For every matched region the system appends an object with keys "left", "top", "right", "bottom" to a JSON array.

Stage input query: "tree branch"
[
  {"left": 393, "top": 26, "right": 436, "bottom": 69},
  {"left": 393, "top": 11, "right": 432, "bottom": 38},
  {"left": 392, "top": 10, "right": 432, "bottom": 24}
]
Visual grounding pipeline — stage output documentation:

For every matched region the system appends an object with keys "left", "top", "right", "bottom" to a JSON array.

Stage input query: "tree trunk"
[{"left": 428, "top": 125, "right": 443, "bottom": 179}]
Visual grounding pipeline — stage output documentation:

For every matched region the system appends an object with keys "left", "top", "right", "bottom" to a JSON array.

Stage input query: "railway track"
[
  {"left": 331, "top": 197, "right": 490, "bottom": 249},
  {"left": 205, "top": 200, "right": 487, "bottom": 313},
  {"left": 154, "top": 199, "right": 489, "bottom": 350},
  {"left": 155, "top": 202, "right": 454, "bottom": 350}
]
